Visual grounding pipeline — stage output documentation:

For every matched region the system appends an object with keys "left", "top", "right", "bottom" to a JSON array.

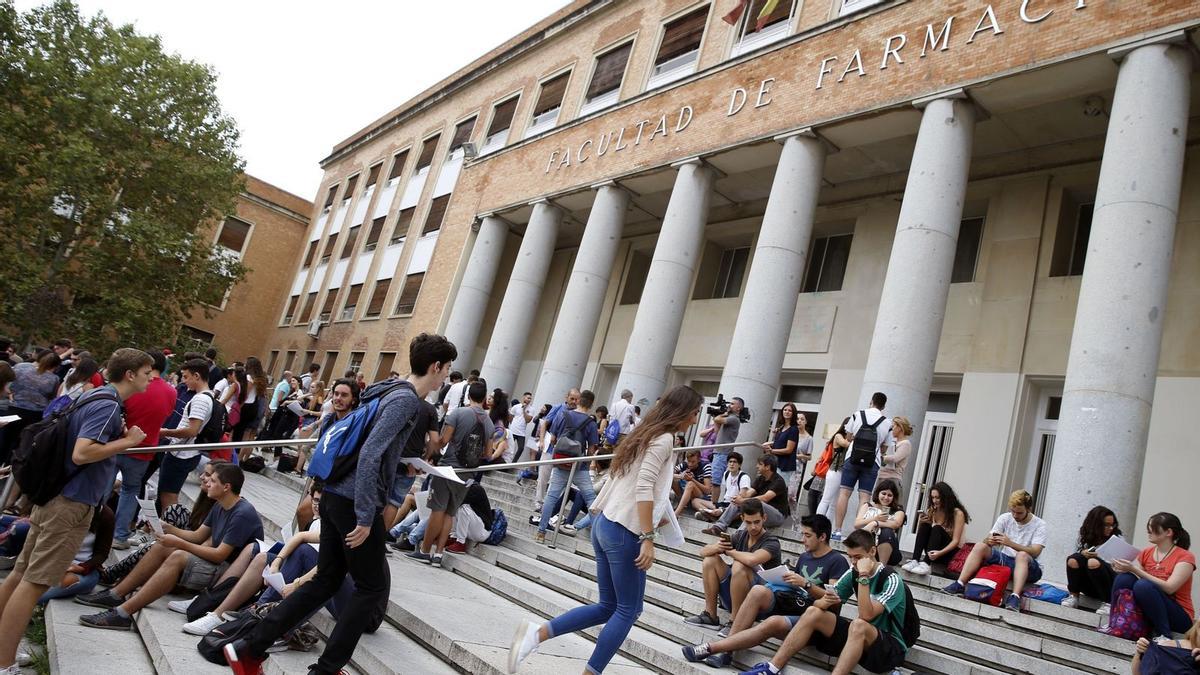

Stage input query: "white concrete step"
[
  {"left": 307, "top": 609, "right": 458, "bottom": 675},
  {"left": 45, "top": 598, "right": 154, "bottom": 675}
]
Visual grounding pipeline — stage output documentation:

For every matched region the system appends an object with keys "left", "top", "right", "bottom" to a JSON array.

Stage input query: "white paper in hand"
[
  {"left": 0, "top": 415, "right": 19, "bottom": 427},
  {"left": 756, "top": 565, "right": 791, "bottom": 586},
  {"left": 400, "top": 457, "right": 464, "bottom": 484},
  {"left": 262, "top": 567, "right": 286, "bottom": 593},
  {"left": 136, "top": 498, "right": 164, "bottom": 536},
  {"left": 1095, "top": 535, "right": 1141, "bottom": 563}
]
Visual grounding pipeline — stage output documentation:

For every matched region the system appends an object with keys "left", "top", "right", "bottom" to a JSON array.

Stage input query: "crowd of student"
[{"left": 1, "top": 334, "right": 1198, "bottom": 675}]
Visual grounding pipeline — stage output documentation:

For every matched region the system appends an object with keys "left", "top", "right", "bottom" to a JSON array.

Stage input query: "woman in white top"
[{"left": 509, "top": 385, "right": 703, "bottom": 674}]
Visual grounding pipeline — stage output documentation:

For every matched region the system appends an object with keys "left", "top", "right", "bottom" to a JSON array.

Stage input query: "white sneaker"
[
  {"left": 901, "top": 560, "right": 919, "bottom": 572},
  {"left": 913, "top": 562, "right": 932, "bottom": 576},
  {"left": 1060, "top": 595, "right": 1078, "bottom": 608},
  {"left": 15, "top": 649, "right": 31, "bottom": 667},
  {"left": 1095, "top": 602, "right": 1111, "bottom": 615},
  {"left": 182, "top": 612, "right": 224, "bottom": 636},
  {"left": 0, "top": 663, "right": 21, "bottom": 674},
  {"left": 507, "top": 618, "right": 540, "bottom": 673},
  {"left": 167, "top": 596, "right": 197, "bottom": 614},
  {"left": 560, "top": 523, "right": 577, "bottom": 534}
]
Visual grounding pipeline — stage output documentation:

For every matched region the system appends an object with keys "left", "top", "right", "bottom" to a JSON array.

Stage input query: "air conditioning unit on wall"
[{"left": 306, "top": 320, "right": 322, "bottom": 338}]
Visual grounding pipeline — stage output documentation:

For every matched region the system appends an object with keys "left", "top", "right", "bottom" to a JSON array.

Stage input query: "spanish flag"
[{"left": 722, "top": 0, "right": 783, "bottom": 30}]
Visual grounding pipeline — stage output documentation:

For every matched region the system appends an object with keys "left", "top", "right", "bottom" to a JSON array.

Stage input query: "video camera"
[{"left": 705, "top": 393, "right": 750, "bottom": 423}]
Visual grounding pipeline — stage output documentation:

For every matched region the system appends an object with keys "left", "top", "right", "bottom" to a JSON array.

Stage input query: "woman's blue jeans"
[
  {"left": 546, "top": 514, "right": 645, "bottom": 674},
  {"left": 539, "top": 467, "right": 595, "bottom": 534},
  {"left": 39, "top": 570, "right": 99, "bottom": 604},
  {"left": 1111, "top": 572, "right": 1193, "bottom": 637}
]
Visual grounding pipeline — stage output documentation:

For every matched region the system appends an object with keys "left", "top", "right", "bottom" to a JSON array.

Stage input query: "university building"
[{"left": 266, "top": 0, "right": 1200, "bottom": 583}]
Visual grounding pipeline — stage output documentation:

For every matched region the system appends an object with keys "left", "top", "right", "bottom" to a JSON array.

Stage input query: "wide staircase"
[{"left": 44, "top": 464, "right": 1138, "bottom": 674}]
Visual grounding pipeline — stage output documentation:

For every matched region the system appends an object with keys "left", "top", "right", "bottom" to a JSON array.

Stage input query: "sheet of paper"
[
  {"left": 756, "top": 565, "right": 791, "bottom": 586},
  {"left": 256, "top": 539, "right": 276, "bottom": 553},
  {"left": 262, "top": 568, "right": 286, "bottom": 593},
  {"left": 0, "top": 415, "right": 19, "bottom": 426},
  {"left": 136, "top": 498, "right": 164, "bottom": 536},
  {"left": 1096, "top": 534, "right": 1141, "bottom": 563},
  {"left": 400, "top": 457, "right": 464, "bottom": 484},
  {"left": 281, "top": 523, "right": 295, "bottom": 543}
]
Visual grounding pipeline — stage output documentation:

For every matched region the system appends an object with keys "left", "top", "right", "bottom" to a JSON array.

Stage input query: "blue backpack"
[
  {"left": 307, "top": 380, "right": 414, "bottom": 482},
  {"left": 604, "top": 418, "right": 621, "bottom": 446},
  {"left": 485, "top": 508, "right": 508, "bottom": 545}
]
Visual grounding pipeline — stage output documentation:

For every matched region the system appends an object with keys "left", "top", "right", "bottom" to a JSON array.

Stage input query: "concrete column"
[
  {"left": 481, "top": 200, "right": 562, "bottom": 394},
  {"left": 717, "top": 132, "right": 829, "bottom": 470},
  {"left": 533, "top": 183, "right": 630, "bottom": 405},
  {"left": 443, "top": 215, "right": 508, "bottom": 368},
  {"left": 856, "top": 95, "right": 976, "bottom": 500},
  {"left": 1041, "top": 42, "right": 1192, "bottom": 569},
  {"left": 614, "top": 159, "right": 715, "bottom": 403}
]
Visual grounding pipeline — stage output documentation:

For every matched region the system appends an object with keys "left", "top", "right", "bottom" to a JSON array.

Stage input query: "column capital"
[
  {"left": 913, "top": 88, "right": 990, "bottom": 121},
  {"left": 774, "top": 127, "right": 839, "bottom": 154},
  {"left": 1107, "top": 29, "right": 1189, "bottom": 62},
  {"left": 670, "top": 156, "right": 724, "bottom": 179},
  {"left": 590, "top": 180, "right": 638, "bottom": 202}
]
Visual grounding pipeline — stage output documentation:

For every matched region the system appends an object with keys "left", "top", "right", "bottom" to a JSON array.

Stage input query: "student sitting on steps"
[{"left": 941, "top": 489, "right": 1046, "bottom": 613}]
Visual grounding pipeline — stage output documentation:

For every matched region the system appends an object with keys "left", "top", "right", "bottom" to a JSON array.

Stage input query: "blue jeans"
[
  {"left": 114, "top": 456, "right": 150, "bottom": 540},
  {"left": 39, "top": 570, "right": 99, "bottom": 604},
  {"left": 1112, "top": 572, "right": 1193, "bottom": 637},
  {"left": 566, "top": 489, "right": 589, "bottom": 525},
  {"left": 389, "top": 472, "right": 417, "bottom": 508},
  {"left": 839, "top": 460, "right": 879, "bottom": 493},
  {"left": 710, "top": 453, "right": 728, "bottom": 487},
  {"left": 539, "top": 467, "right": 595, "bottom": 534},
  {"left": 546, "top": 515, "right": 645, "bottom": 674}
]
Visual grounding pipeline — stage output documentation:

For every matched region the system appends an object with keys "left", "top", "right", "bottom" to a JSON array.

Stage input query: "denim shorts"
[
  {"left": 718, "top": 569, "right": 764, "bottom": 612},
  {"left": 158, "top": 454, "right": 201, "bottom": 495},
  {"left": 389, "top": 472, "right": 417, "bottom": 508},
  {"left": 987, "top": 548, "right": 1043, "bottom": 584},
  {"left": 839, "top": 460, "right": 879, "bottom": 493}
]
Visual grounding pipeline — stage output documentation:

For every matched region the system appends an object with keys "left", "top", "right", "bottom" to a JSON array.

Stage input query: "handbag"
[
  {"left": 947, "top": 543, "right": 975, "bottom": 575},
  {"left": 813, "top": 440, "right": 834, "bottom": 478},
  {"left": 965, "top": 564, "right": 1011, "bottom": 606},
  {"left": 1105, "top": 588, "right": 1150, "bottom": 640},
  {"left": 768, "top": 587, "right": 812, "bottom": 616},
  {"left": 1140, "top": 641, "right": 1200, "bottom": 674},
  {"left": 186, "top": 576, "right": 240, "bottom": 621}
]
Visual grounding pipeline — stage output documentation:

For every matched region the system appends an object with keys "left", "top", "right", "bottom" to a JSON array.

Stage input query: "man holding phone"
[
  {"left": 672, "top": 448, "right": 712, "bottom": 516},
  {"left": 685, "top": 499, "right": 782, "bottom": 634},
  {"left": 941, "top": 489, "right": 1047, "bottom": 612}
]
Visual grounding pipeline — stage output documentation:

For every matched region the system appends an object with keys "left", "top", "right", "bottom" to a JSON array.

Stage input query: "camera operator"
[{"left": 709, "top": 396, "right": 746, "bottom": 491}]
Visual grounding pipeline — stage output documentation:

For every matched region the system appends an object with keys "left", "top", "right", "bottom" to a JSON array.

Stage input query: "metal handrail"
[{"left": 117, "top": 437, "right": 316, "bottom": 455}]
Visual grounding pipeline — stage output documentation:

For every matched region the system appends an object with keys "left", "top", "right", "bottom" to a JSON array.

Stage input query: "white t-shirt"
[
  {"left": 509, "top": 402, "right": 531, "bottom": 436},
  {"left": 244, "top": 385, "right": 258, "bottom": 405},
  {"left": 718, "top": 470, "right": 752, "bottom": 503},
  {"left": 444, "top": 381, "right": 469, "bottom": 415},
  {"left": 610, "top": 398, "right": 635, "bottom": 432},
  {"left": 845, "top": 407, "right": 894, "bottom": 467},
  {"left": 991, "top": 512, "right": 1048, "bottom": 559},
  {"left": 213, "top": 378, "right": 229, "bottom": 398},
  {"left": 170, "top": 390, "right": 214, "bottom": 460}
]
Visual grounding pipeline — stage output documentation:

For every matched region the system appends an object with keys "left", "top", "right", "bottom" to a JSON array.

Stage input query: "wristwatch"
[
  {"left": 856, "top": 576, "right": 871, "bottom": 586},
  {"left": 638, "top": 531, "right": 658, "bottom": 542}
]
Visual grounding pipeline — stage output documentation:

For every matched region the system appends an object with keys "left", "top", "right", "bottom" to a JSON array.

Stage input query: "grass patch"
[{"left": 25, "top": 605, "right": 50, "bottom": 675}]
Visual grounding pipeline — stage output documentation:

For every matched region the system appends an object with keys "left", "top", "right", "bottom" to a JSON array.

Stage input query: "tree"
[{"left": 0, "top": 0, "right": 246, "bottom": 355}]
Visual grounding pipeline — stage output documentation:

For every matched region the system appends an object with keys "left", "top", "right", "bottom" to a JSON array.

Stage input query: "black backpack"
[
  {"left": 13, "top": 389, "right": 121, "bottom": 506},
  {"left": 878, "top": 566, "right": 921, "bottom": 648},
  {"left": 847, "top": 410, "right": 884, "bottom": 467},
  {"left": 194, "top": 391, "right": 226, "bottom": 445},
  {"left": 457, "top": 408, "right": 487, "bottom": 469},
  {"left": 197, "top": 613, "right": 261, "bottom": 665}
]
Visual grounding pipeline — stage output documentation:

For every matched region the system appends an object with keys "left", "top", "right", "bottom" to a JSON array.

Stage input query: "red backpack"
[{"left": 965, "top": 564, "right": 1011, "bottom": 606}]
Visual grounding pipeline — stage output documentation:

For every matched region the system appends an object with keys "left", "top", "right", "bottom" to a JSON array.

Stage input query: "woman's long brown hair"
[{"left": 609, "top": 385, "right": 703, "bottom": 477}]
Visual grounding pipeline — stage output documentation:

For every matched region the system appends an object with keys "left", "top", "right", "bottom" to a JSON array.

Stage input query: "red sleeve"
[{"left": 90, "top": 372, "right": 104, "bottom": 387}]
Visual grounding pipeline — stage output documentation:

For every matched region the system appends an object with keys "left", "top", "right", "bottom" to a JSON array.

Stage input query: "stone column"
[
  {"left": 443, "top": 215, "right": 508, "bottom": 368},
  {"left": 533, "top": 183, "right": 630, "bottom": 405},
  {"left": 717, "top": 132, "right": 829, "bottom": 471},
  {"left": 614, "top": 159, "right": 715, "bottom": 403},
  {"left": 481, "top": 200, "right": 562, "bottom": 395},
  {"left": 856, "top": 94, "right": 976, "bottom": 499},
  {"left": 1041, "top": 42, "right": 1192, "bottom": 569}
]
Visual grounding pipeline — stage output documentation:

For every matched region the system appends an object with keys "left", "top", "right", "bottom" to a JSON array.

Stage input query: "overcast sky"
[{"left": 16, "top": 0, "right": 570, "bottom": 200}]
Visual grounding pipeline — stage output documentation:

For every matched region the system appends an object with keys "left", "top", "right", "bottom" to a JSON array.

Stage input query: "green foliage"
[{"left": 0, "top": 0, "right": 246, "bottom": 354}]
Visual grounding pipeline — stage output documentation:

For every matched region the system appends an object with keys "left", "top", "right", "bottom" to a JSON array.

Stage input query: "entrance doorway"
[
  {"left": 1028, "top": 391, "right": 1061, "bottom": 511},
  {"left": 901, "top": 413, "right": 955, "bottom": 550}
]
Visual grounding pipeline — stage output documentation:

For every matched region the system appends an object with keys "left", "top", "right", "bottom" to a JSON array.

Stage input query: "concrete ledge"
[{"left": 45, "top": 599, "right": 154, "bottom": 675}]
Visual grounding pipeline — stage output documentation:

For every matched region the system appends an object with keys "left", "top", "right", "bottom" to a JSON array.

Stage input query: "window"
[
  {"left": 365, "top": 163, "right": 381, "bottom": 189},
  {"left": 266, "top": 351, "right": 279, "bottom": 378},
  {"left": 481, "top": 96, "right": 519, "bottom": 153},
  {"left": 320, "top": 236, "right": 337, "bottom": 264},
  {"left": 373, "top": 352, "right": 396, "bottom": 383},
  {"left": 802, "top": 234, "right": 853, "bottom": 293},
  {"left": 304, "top": 351, "right": 317, "bottom": 372},
  {"left": 393, "top": 208, "right": 415, "bottom": 243},
  {"left": 300, "top": 292, "right": 318, "bottom": 323},
  {"left": 302, "top": 240, "right": 318, "bottom": 267},
  {"left": 365, "top": 278, "right": 391, "bottom": 318},
  {"left": 394, "top": 272, "right": 424, "bottom": 315},
  {"left": 620, "top": 250, "right": 652, "bottom": 305},
  {"left": 365, "top": 217, "right": 385, "bottom": 251},
  {"left": 282, "top": 350, "right": 297, "bottom": 377},
  {"left": 388, "top": 150, "right": 409, "bottom": 182},
  {"left": 712, "top": 247, "right": 750, "bottom": 298},
  {"left": 216, "top": 216, "right": 251, "bottom": 253},
  {"left": 415, "top": 136, "right": 440, "bottom": 172},
  {"left": 1051, "top": 198, "right": 1094, "bottom": 277},
  {"left": 322, "top": 352, "right": 339, "bottom": 380},
  {"left": 342, "top": 175, "right": 358, "bottom": 203},
  {"left": 322, "top": 185, "right": 337, "bottom": 210},
  {"left": 318, "top": 291, "right": 337, "bottom": 322},
  {"left": 181, "top": 325, "right": 215, "bottom": 349},
  {"left": 282, "top": 294, "right": 300, "bottom": 324},
  {"left": 650, "top": 6, "right": 707, "bottom": 87},
  {"left": 340, "top": 283, "right": 362, "bottom": 321},
  {"left": 731, "top": 0, "right": 793, "bottom": 56},
  {"left": 449, "top": 117, "right": 476, "bottom": 154},
  {"left": 341, "top": 226, "right": 360, "bottom": 259},
  {"left": 526, "top": 72, "right": 569, "bottom": 137},
  {"left": 422, "top": 195, "right": 449, "bottom": 235},
  {"left": 951, "top": 217, "right": 985, "bottom": 283},
  {"left": 581, "top": 42, "right": 632, "bottom": 114},
  {"left": 839, "top": 0, "right": 885, "bottom": 17},
  {"left": 348, "top": 352, "right": 364, "bottom": 374}
]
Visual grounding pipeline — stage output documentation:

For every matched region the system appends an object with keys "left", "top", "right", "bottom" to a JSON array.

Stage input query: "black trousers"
[
  {"left": 245, "top": 491, "right": 389, "bottom": 673},
  {"left": 1066, "top": 553, "right": 1115, "bottom": 600},
  {"left": 510, "top": 435, "right": 527, "bottom": 464},
  {"left": 912, "top": 521, "right": 955, "bottom": 563}
]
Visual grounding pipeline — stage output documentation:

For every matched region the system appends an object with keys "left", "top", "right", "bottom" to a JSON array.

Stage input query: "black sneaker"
[
  {"left": 683, "top": 611, "right": 721, "bottom": 628},
  {"left": 79, "top": 608, "right": 133, "bottom": 630},
  {"left": 75, "top": 589, "right": 123, "bottom": 609},
  {"left": 390, "top": 539, "right": 415, "bottom": 552},
  {"left": 717, "top": 622, "right": 732, "bottom": 638},
  {"left": 704, "top": 652, "right": 733, "bottom": 668}
]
